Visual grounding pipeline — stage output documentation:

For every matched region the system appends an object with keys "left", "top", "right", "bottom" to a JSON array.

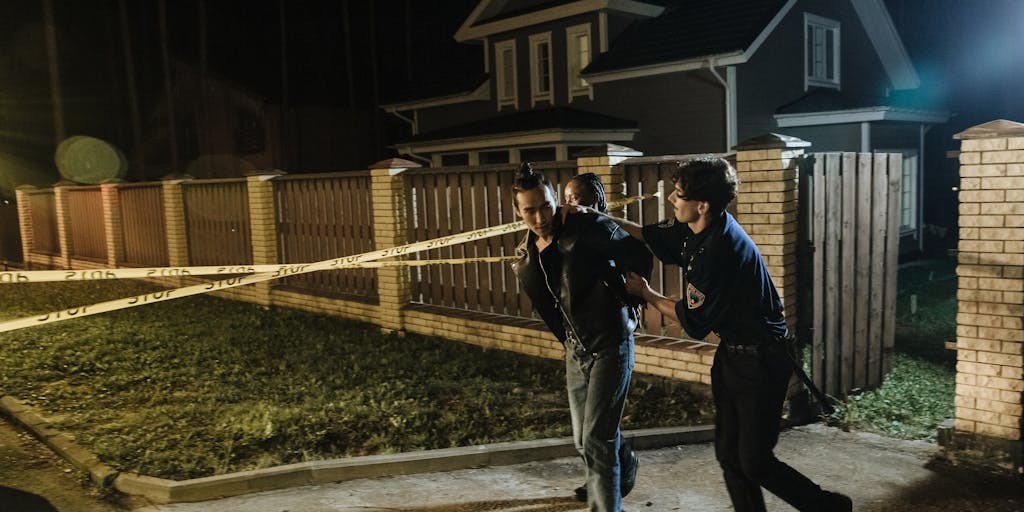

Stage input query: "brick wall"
[
  {"left": 11, "top": 140, "right": 804, "bottom": 386},
  {"left": 950, "top": 119, "right": 1024, "bottom": 472}
]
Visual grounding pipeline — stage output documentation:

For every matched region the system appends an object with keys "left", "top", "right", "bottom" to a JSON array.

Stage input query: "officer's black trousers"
[{"left": 711, "top": 347, "right": 832, "bottom": 512}]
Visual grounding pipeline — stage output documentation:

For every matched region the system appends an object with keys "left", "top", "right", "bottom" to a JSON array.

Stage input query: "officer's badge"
[
  {"left": 657, "top": 217, "right": 676, "bottom": 228},
  {"left": 686, "top": 282, "right": 705, "bottom": 309}
]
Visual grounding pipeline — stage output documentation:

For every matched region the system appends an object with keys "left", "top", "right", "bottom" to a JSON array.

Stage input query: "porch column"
[
  {"left": 371, "top": 158, "right": 417, "bottom": 333},
  {"left": 246, "top": 170, "right": 285, "bottom": 306},
  {"left": 575, "top": 144, "right": 642, "bottom": 218},
  {"left": 733, "top": 133, "right": 809, "bottom": 333},
  {"left": 949, "top": 119, "right": 1024, "bottom": 473}
]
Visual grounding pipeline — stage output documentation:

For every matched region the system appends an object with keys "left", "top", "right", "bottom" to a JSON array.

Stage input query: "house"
[{"left": 379, "top": 0, "right": 949, "bottom": 251}]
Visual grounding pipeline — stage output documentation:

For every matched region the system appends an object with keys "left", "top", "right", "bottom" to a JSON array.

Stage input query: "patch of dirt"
[{"left": 0, "top": 415, "right": 144, "bottom": 512}]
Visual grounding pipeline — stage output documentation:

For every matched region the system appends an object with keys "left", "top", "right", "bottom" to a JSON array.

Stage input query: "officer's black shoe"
[
  {"left": 621, "top": 448, "right": 639, "bottom": 497},
  {"left": 823, "top": 491, "right": 853, "bottom": 512},
  {"left": 573, "top": 484, "right": 587, "bottom": 502}
]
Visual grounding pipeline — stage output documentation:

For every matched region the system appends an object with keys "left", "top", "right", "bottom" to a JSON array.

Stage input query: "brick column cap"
[
  {"left": 733, "top": 133, "right": 810, "bottom": 151},
  {"left": 15, "top": 185, "right": 37, "bottom": 191},
  {"left": 243, "top": 169, "right": 287, "bottom": 178},
  {"left": 575, "top": 144, "right": 642, "bottom": 158},
  {"left": 370, "top": 158, "right": 422, "bottom": 170},
  {"left": 161, "top": 173, "right": 194, "bottom": 181},
  {"left": 954, "top": 119, "right": 1024, "bottom": 140}
]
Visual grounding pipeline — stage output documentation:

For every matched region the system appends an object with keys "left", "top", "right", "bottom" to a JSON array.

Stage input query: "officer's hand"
[
  {"left": 625, "top": 272, "right": 649, "bottom": 298},
  {"left": 560, "top": 204, "right": 591, "bottom": 223}
]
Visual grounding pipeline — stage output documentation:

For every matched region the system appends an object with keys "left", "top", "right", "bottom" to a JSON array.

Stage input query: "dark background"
[{"left": 1, "top": 0, "right": 1022, "bottom": 238}]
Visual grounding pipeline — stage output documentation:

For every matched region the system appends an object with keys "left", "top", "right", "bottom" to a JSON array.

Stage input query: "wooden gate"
[{"left": 797, "top": 152, "right": 902, "bottom": 398}]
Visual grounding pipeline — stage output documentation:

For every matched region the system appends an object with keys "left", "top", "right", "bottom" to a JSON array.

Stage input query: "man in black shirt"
[
  {"left": 511, "top": 163, "right": 648, "bottom": 511},
  {"left": 618, "top": 156, "right": 851, "bottom": 512}
]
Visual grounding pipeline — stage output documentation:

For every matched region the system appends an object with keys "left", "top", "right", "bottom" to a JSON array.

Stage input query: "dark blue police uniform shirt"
[{"left": 641, "top": 211, "right": 787, "bottom": 344}]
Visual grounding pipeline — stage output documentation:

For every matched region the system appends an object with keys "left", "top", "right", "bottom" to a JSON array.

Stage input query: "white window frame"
[
  {"left": 528, "top": 32, "right": 554, "bottom": 106},
  {"left": 898, "top": 151, "right": 919, "bottom": 234},
  {"left": 566, "top": 23, "right": 593, "bottom": 101},
  {"left": 804, "top": 13, "right": 840, "bottom": 90},
  {"left": 495, "top": 39, "right": 518, "bottom": 109}
]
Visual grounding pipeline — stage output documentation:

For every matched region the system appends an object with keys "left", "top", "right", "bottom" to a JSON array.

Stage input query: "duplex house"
[{"left": 380, "top": 0, "right": 949, "bottom": 247}]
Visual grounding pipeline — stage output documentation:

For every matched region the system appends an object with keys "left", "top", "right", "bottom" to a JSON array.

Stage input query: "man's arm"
[
  {"left": 625, "top": 272, "right": 677, "bottom": 319},
  {"left": 562, "top": 205, "right": 644, "bottom": 241}
]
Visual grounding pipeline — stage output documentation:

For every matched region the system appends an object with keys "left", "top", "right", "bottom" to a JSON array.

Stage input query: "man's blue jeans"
[{"left": 565, "top": 339, "right": 634, "bottom": 512}]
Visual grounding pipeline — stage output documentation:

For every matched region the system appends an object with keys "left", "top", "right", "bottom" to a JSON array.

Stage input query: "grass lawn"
[
  {"left": 829, "top": 256, "right": 957, "bottom": 440},
  {"left": 0, "top": 280, "right": 713, "bottom": 480}
]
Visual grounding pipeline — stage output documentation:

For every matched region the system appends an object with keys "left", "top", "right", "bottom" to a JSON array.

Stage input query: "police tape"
[
  {"left": 0, "top": 257, "right": 517, "bottom": 283},
  {"left": 0, "top": 192, "right": 659, "bottom": 333},
  {"left": 0, "top": 192, "right": 658, "bottom": 285}
]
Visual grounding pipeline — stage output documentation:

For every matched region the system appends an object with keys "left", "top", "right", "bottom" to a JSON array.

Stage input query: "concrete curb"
[{"left": 0, "top": 395, "right": 714, "bottom": 504}]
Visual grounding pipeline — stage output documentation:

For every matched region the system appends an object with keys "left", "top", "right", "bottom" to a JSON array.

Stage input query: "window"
[
  {"left": 900, "top": 152, "right": 918, "bottom": 233},
  {"left": 440, "top": 153, "right": 469, "bottom": 167},
  {"left": 235, "top": 110, "right": 264, "bottom": 154},
  {"left": 566, "top": 24, "right": 593, "bottom": 100},
  {"left": 519, "top": 147, "right": 557, "bottom": 163},
  {"left": 480, "top": 150, "right": 510, "bottom": 164},
  {"left": 804, "top": 14, "right": 840, "bottom": 89},
  {"left": 495, "top": 40, "right": 517, "bottom": 109},
  {"left": 529, "top": 32, "right": 553, "bottom": 106}
]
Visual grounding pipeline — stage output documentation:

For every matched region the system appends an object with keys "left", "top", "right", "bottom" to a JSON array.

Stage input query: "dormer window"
[
  {"left": 566, "top": 23, "right": 593, "bottom": 100},
  {"left": 495, "top": 39, "right": 517, "bottom": 109},
  {"left": 529, "top": 32, "right": 553, "bottom": 106},
  {"left": 804, "top": 13, "right": 840, "bottom": 89}
]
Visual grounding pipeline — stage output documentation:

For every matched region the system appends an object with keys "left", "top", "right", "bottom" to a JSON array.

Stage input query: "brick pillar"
[
  {"left": 245, "top": 171, "right": 284, "bottom": 306},
  {"left": 15, "top": 186, "right": 35, "bottom": 265},
  {"left": 575, "top": 144, "right": 642, "bottom": 217},
  {"left": 53, "top": 185, "right": 72, "bottom": 268},
  {"left": 371, "top": 158, "right": 418, "bottom": 333},
  {"left": 948, "top": 119, "right": 1024, "bottom": 473},
  {"left": 162, "top": 177, "right": 191, "bottom": 267},
  {"left": 733, "top": 133, "right": 809, "bottom": 333},
  {"left": 100, "top": 183, "right": 124, "bottom": 267}
]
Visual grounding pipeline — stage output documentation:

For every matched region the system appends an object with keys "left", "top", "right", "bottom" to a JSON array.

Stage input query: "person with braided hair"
[
  {"left": 561, "top": 171, "right": 639, "bottom": 504},
  {"left": 510, "top": 163, "right": 650, "bottom": 512}
]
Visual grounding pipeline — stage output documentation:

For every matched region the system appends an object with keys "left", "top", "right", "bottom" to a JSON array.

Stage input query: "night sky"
[{"left": 1, "top": 0, "right": 1022, "bottom": 228}]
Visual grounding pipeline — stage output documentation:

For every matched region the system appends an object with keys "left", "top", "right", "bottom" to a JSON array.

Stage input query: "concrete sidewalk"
[{"left": 135, "top": 424, "right": 1024, "bottom": 512}]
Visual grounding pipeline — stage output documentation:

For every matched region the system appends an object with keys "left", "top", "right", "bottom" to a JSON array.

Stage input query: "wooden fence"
[
  {"left": 25, "top": 190, "right": 58, "bottom": 255},
  {"left": 66, "top": 187, "right": 107, "bottom": 262},
  {"left": 798, "top": 152, "right": 901, "bottom": 397},
  {"left": 404, "top": 161, "right": 578, "bottom": 317},
  {"left": 0, "top": 199, "right": 21, "bottom": 266},
  {"left": 182, "top": 179, "right": 252, "bottom": 266},
  {"left": 118, "top": 183, "right": 169, "bottom": 267},
  {"left": 274, "top": 172, "right": 377, "bottom": 301}
]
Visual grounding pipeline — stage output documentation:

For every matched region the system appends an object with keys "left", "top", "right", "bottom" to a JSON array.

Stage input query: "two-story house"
[{"left": 379, "top": 0, "right": 949, "bottom": 248}]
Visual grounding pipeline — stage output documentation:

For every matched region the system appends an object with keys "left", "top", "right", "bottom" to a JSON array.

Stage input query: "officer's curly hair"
[
  {"left": 512, "top": 162, "right": 554, "bottom": 207},
  {"left": 671, "top": 155, "right": 738, "bottom": 214},
  {"left": 567, "top": 172, "right": 608, "bottom": 213}
]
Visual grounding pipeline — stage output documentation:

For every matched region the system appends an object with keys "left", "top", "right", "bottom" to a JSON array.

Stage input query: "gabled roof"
[
  {"left": 774, "top": 89, "right": 950, "bottom": 127},
  {"left": 456, "top": 0, "right": 666, "bottom": 42},
  {"left": 584, "top": 0, "right": 788, "bottom": 75},
  {"left": 398, "top": 107, "right": 637, "bottom": 144},
  {"left": 582, "top": 0, "right": 919, "bottom": 90}
]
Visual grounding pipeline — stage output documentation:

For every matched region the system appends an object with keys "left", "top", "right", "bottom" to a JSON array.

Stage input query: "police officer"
[
  {"left": 616, "top": 156, "right": 852, "bottom": 512},
  {"left": 511, "top": 163, "right": 647, "bottom": 512}
]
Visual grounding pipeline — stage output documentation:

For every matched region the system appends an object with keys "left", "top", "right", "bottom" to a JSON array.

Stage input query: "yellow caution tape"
[{"left": 0, "top": 192, "right": 657, "bottom": 332}]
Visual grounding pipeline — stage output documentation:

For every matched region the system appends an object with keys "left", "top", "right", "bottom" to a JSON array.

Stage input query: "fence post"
[
  {"left": 100, "top": 183, "right": 124, "bottom": 267},
  {"left": 576, "top": 144, "right": 642, "bottom": 217},
  {"left": 15, "top": 186, "right": 34, "bottom": 266},
  {"left": 53, "top": 185, "right": 73, "bottom": 269},
  {"left": 733, "top": 133, "right": 809, "bottom": 333},
  {"left": 245, "top": 170, "right": 284, "bottom": 306},
  {"left": 162, "top": 177, "right": 191, "bottom": 267},
  {"left": 371, "top": 158, "right": 417, "bottom": 333},
  {"left": 948, "top": 119, "right": 1024, "bottom": 474}
]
